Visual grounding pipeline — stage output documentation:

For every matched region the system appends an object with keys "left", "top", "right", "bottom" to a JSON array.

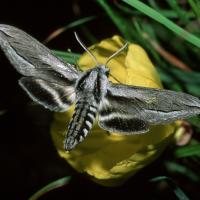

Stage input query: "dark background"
[{"left": 0, "top": 1, "right": 195, "bottom": 200}]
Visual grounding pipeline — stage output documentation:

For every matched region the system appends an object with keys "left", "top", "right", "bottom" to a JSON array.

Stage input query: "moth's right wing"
[
  {"left": 0, "top": 24, "right": 80, "bottom": 111},
  {"left": 98, "top": 84, "right": 150, "bottom": 134},
  {"left": 98, "top": 83, "right": 200, "bottom": 134}
]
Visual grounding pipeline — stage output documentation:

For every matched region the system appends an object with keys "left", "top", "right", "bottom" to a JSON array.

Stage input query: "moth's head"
[{"left": 97, "top": 64, "right": 110, "bottom": 77}]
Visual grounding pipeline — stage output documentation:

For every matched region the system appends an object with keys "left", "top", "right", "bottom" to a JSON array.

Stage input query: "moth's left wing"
[
  {"left": 0, "top": 24, "right": 79, "bottom": 83},
  {"left": 19, "top": 77, "right": 76, "bottom": 112},
  {"left": 98, "top": 83, "right": 200, "bottom": 134},
  {"left": 0, "top": 24, "right": 79, "bottom": 111}
]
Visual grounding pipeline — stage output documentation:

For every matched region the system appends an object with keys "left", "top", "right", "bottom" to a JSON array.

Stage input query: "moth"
[{"left": 0, "top": 24, "right": 200, "bottom": 151}]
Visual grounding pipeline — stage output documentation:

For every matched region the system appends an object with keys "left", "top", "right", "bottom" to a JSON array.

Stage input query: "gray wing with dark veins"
[
  {"left": 0, "top": 24, "right": 80, "bottom": 111},
  {"left": 98, "top": 83, "right": 200, "bottom": 134}
]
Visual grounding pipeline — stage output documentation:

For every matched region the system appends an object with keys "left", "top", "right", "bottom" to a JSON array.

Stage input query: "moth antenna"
[
  {"left": 105, "top": 42, "right": 128, "bottom": 67},
  {"left": 74, "top": 32, "right": 99, "bottom": 66}
]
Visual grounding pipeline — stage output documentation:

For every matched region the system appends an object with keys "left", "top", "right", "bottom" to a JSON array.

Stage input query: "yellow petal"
[{"left": 51, "top": 35, "right": 176, "bottom": 186}]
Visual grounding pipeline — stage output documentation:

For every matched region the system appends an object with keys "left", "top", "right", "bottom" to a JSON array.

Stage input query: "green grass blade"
[
  {"left": 28, "top": 176, "right": 71, "bottom": 200},
  {"left": 80, "top": 26, "right": 98, "bottom": 44},
  {"left": 188, "top": 0, "right": 200, "bottom": 17},
  {"left": 158, "top": 67, "right": 200, "bottom": 85},
  {"left": 165, "top": 161, "right": 200, "bottom": 182},
  {"left": 117, "top": 0, "right": 194, "bottom": 19},
  {"left": 53, "top": 50, "right": 80, "bottom": 64},
  {"left": 61, "top": 15, "right": 96, "bottom": 30},
  {"left": 148, "top": 0, "right": 159, "bottom": 10},
  {"left": 122, "top": 0, "right": 200, "bottom": 48},
  {"left": 188, "top": 117, "right": 200, "bottom": 129},
  {"left": 166, "top": 0, "right": 189, "bottom": 23},
  {"left": 44, "top": 16, "right": 96, "bottom": 43},
  {"left": 97, "top": 0, "right": 134, "bottom": 40},
  {"left": 114, "top": 1, "right": 141, "bottom": 16},
  {"left": 148, "top": 0, "right": 192, "bottom": 20},
  {"left": 150, "top": 176, "right": 190, "bottom": 200},
  {"left": 175, "top": 144, "right": 200, "bottom": 158}
]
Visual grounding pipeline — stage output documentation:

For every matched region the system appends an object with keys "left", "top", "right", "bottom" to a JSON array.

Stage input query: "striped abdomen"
[{"left": 64, "top": 101, "right": 97, "bottom": 151}]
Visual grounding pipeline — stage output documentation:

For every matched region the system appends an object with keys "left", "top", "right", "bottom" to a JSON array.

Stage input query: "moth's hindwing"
[
  {"left": 99, "top": 97, "right": 149, "bottom": 134},
  {"left": 98, "top": 83, "right": 200, "bottom": 135},
  {"left": 19, "top": 77, "right": 76, "bottom": 112}
]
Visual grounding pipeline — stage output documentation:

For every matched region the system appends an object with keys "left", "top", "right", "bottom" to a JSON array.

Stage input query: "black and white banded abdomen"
[{"left": 64, "top": 101, "right": 97, "bottom": 151}]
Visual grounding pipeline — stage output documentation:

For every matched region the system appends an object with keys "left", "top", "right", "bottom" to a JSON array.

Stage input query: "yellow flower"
[{"left": 51, "top": 35, "right": 176, "bottom": 186}]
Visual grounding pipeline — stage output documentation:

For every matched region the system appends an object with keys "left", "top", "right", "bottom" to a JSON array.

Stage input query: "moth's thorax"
[{"left": 75, "top": 65, "right": 109, "bottom": 103}]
